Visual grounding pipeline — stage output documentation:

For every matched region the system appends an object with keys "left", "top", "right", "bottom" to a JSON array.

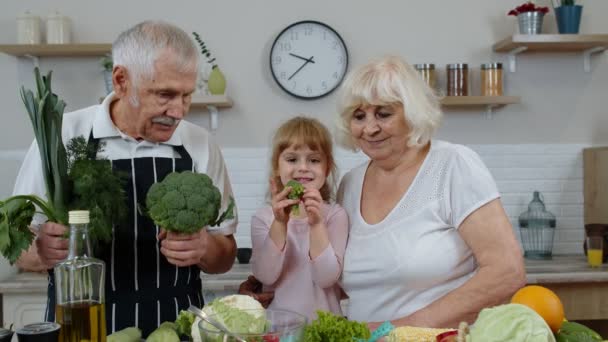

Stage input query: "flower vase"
[
  {"left": 555, "top": 5, "right": 582, "bottom": 34},
  {"left": 207, "top": 67, "right": 226, "bottom": 95},
  {"left": 518, "top": 11, "right": 545, "bottom": 34}
]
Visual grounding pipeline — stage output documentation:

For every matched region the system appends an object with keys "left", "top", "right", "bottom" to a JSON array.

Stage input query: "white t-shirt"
[
  {"left": 337, "top": 140, "right": 499, "bottom": 322},
  {"left": 13, "top": 92, "right": 237, "bottom": 235}
]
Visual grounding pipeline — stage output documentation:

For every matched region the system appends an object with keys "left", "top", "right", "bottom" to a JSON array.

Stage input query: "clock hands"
[
  {"left": 289, "top": 53, "right": 316, "bottom": 64},
  {"left": 288, "top": 55, "right": 315, "bottom": 81}
]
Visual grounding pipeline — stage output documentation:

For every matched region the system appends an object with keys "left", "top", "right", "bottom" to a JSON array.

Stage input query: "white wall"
[
  {"left": 1, "top": 0, "right": 608, "bottom": 148},
  {"left": 0, "top": 0, "right": 606, "bottom": 278}
]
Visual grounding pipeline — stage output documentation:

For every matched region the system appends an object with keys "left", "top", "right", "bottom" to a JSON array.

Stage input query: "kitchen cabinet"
[
  {"left": 492, "top": 34, "right": 608, "bottom": 72},
  {"left": 0, "top": 266, "right": 249, "bottom": 330},
  {"left": 0, "top": 43, "right": 233, "bottom": 131},
  {"left": 526, "top": 255, "right": 608, "bottom": 320}
]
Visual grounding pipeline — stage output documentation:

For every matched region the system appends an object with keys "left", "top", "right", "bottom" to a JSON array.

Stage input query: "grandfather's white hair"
[{"left": 112, "top": 20, "right": 199, "bottom": 87}]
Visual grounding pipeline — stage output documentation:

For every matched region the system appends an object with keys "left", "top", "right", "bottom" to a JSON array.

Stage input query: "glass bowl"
[{"left": 197, "top": 309, "right": 307, "bottom": 342}]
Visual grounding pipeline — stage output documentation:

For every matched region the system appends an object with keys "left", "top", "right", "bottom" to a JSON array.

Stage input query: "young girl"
[{"left": 251, "top": 116, "right": 349, "bottom": 321}]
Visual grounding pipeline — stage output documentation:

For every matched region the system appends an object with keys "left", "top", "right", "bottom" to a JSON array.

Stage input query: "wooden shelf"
[
  {"left": 493, "top": 34, "right": 608, "bottom": 52},
  {"left": 190, "top": 94, "right": 233, "bottom": 109},
  {"left": 440, "top": 96, "right": 520, "bottom": 106},
  {"left": 440, "top": 96, "right": 520, "bottom": 118},
  {"left": 0, "top": 43, "right": 111, "bottom": 57},
  {"left": 493, "top": 34, "right": 608, "bottom": 72},
  {"left": 190, "top": 94, "right": 233, "bottom": 131}
]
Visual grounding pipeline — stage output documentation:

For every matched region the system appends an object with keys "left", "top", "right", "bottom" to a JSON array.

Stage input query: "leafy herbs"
[
  {"left": 0, "top": 199, "right": 36, "bottom": 265},
  {"left": 66, "top": 136, "right": 127, "bottom": 244},
  {"left": 0, "top": 67, "right": 126, "bottom": 265},
  {"left": 303, "top": 311, "right": 370, "bottom": 342}
]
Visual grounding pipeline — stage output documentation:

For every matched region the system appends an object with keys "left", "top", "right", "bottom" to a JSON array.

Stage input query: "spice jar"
[
  {"left": 414, "top": 64, "right": 437, "bottom": 91},
  {"left": 481, "top": 63, "right": 503, "bottom": 96},
  {"left": 446, "top": 64, "right": 469, "bottom": 96}
]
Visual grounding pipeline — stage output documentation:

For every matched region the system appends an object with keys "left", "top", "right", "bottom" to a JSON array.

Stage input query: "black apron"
[{"left": 45, "top": 133, "right": 204, "bottom": 337}]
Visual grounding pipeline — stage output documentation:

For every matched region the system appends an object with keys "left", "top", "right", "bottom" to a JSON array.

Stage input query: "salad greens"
[
  {"left": 0, "top": 68, "right": 126, "bottom": 264},
  {"left": 303, "top": 310, "right": 370, "bottom": 342}
]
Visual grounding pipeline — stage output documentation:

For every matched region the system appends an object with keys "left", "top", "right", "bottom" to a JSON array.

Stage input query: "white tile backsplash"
[
  {"left": 0, "top": 143, "right": 588, "bottom": 255},
  {"left": 224, "top": 144, "right": 587, "bottom": 255}
]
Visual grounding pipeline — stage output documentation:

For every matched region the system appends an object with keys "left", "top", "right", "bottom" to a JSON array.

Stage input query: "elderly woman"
[{"left": 335, "top": 55, "right": 525, "bottom": 328}]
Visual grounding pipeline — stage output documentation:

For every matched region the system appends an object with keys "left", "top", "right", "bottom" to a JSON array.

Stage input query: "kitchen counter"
[
  {"left": 526, "top": 255, "right": 608, "bottom": 284},
  {"left": 3, "top": 256, "right": 605, "bottom": 294},
  {"left": 202, "top": 256, "right": 608, "bottom": 288},
  {"left": 0, "top": 255, "right": 606, "bottom": 326}
]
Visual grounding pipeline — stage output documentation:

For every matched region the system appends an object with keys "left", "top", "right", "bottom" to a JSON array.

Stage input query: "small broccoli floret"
[
  {"left": 285, "top": 180, "right": 304, "bottom": 216},
  {"left": 146, "top": 171, "right": 235, "bottom": 233}
]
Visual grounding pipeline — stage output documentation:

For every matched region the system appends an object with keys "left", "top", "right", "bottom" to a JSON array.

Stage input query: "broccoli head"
[
  {"left": 146, "top": 171, "right": 235, "bottom": 233},
  {"left": 285, "top": 180, "right": 304, "bottom": 216}
]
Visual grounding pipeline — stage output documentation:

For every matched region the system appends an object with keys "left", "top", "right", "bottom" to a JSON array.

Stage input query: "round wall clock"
[{"left": 269, "top": 20, "right": 348, "bottom": 100}]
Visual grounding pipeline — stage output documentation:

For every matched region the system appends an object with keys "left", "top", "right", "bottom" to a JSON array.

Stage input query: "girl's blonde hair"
[
  {"left": 335, "top": 55, "right": 443, "bottom": 150},
  {"left": 270, "top": 116, "right": 337, "bottom": 202}
]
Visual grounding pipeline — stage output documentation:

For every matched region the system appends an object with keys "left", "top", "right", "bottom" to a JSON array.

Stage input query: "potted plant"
[
  {"left": 552, "top": 0, "right": 582, "bottom": 34},
  {"left": 100, "top": 55, "right": 113, "bottom": 95},
  {"left": 192, "top": 31, "right": 225, "bottom": 95},
  {"left": 508, "top": 1, "right": 550, "bottom": 35}
]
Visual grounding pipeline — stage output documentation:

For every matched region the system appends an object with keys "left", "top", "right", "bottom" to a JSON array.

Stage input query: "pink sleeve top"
[{"left": 251, "top": 203, "right": 349, "bottom": 321}]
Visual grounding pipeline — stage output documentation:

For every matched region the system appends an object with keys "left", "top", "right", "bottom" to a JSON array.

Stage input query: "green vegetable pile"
[
  {"left": 556, "top": 321, "right": 603, "bottom": 342},
  {"left": 146, "top": 322, "right": 180, "bottom": 342},
  {"left": 174, "top": 310, "right": 195, "bottom": 338},
  {"left": 0, "top": 68, "right": 127, "bottom": 264},
  {"left": 285, "top": 180, "right": 304, "bottom": 216},
  {"left": 107, "top": 327, "right": 141, "bottom": 342},
  {"left": 303, "top": 310, "right": 370, "bottom": 342},
  {"left": 466, "top": 303, "right": 555, "bottom": 341},
  {"left": 146, "top": 171, "right": 235, "bottom": 233}
]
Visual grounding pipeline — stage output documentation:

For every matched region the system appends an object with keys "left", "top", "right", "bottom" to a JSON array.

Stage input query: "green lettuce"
[
  {"left": 468, "top": 303, "right": 555, "bottom": 342},
  {"left": 202, "top": 298, "right": 268, "bottom": 334}
]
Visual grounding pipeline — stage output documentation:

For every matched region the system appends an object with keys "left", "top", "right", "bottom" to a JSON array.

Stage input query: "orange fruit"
[{"left": 511, "top": 285, "right": 565, "bottom": 333}]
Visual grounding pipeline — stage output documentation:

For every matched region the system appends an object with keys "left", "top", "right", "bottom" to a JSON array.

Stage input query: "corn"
[{"left": 386, "top": 326, "right": 454, "bottom": 342}]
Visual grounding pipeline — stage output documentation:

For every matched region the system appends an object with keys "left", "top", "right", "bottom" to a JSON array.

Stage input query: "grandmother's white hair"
[
  {"left": 335, "top": 55, "right": 442, "bottom": 150},
  {"left": 112, "top": 20, "right": 199, "bottom": 87}
]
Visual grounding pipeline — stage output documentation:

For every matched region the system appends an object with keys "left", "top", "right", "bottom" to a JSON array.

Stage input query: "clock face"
[{"left": 270, "top": 20, "right": 348, "bottom": 100}]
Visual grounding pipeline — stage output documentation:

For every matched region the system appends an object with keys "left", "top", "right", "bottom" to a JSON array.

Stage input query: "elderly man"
[{"left": 13, "top": 21, "right": 237, "bottom": 335}]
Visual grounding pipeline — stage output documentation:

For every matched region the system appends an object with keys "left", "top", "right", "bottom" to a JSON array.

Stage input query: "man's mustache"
[{"left": 152, "top": 116, "right": 180, "bottom": 126}]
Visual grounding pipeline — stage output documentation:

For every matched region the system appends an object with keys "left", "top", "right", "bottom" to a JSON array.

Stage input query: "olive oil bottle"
[{"left": 55, "top": 210, "right": 107, "bottom": 341}]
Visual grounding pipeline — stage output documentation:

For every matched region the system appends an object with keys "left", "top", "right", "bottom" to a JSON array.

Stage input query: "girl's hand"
[
  {"left": 270, "top": 178, "right": 299, "bottom": 224},
  {"left": 302, "top": 188, "right": 323, "bottom": 226}
]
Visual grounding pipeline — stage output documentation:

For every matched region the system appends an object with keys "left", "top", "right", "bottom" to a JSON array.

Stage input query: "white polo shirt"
[{"left": 13, "top": 92, "right": 237, "bottom": 236}]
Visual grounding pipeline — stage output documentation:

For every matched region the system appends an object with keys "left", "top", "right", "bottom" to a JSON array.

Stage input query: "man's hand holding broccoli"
[{"left": 146, "top": 171, "right": 236, "bottom": 268}]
